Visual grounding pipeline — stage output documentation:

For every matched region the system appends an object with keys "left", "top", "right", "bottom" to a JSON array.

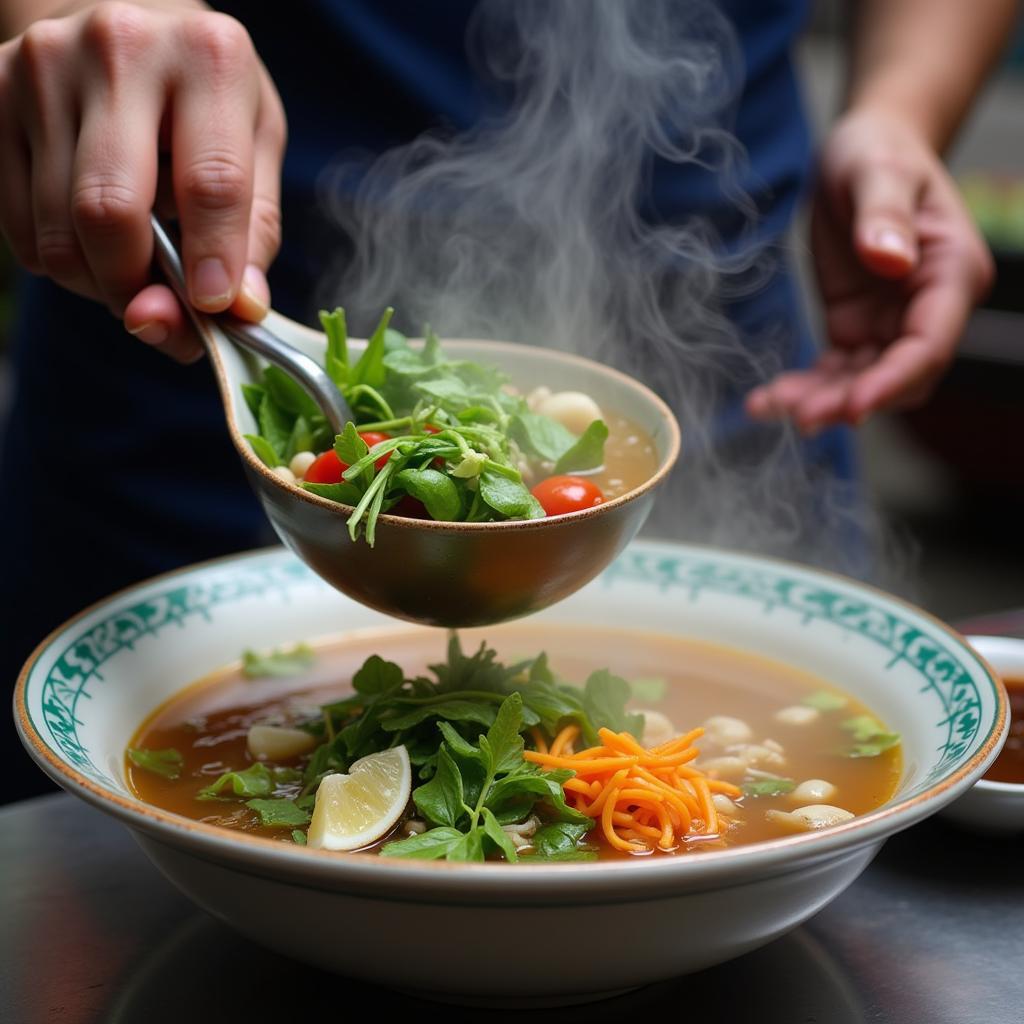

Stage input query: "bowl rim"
[
  {"left": 203, "top": 314, "right": 682, "bottom": 534},
  {"left": 14, "top": 543, "right": 1008, "bottom": 900}
]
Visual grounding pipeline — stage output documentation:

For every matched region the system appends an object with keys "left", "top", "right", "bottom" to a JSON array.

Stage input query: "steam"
[{"left": 318, "top": 0, "right": 895, "bottom": 582}]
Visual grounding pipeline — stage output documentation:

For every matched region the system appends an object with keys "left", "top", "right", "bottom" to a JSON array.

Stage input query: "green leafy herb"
[
  {"left": 291, "top": 829, "right": 308, "bottom": 845},
  {"left": 197, "top": 763, "right": 273, "bottom": 801},
  {"left": 837, "top": 716, "right": 901, "bottom": 758},
  {"left": 742, "top": 777, "right": 796, "bottom": 798},
  {"left": 580, "top": 669, "right": 645, "bottom": 745},
  {"left": 301, "top": 638, "right": 651, "bottom": 862},
  {"left": 509, "top": 412, "right": 578, "bottom": 462},
  {"left": 244, "top": 434, "right": 281, "bottom": 468},
  {"left": 246, "top": 798, "right": 311, "bottom": 828},
  {"left": 394, "top": 467, "right": 463, "bottom": 521},
  {"left": 380, "top": 826, "right": 466, "bottom": 860},
  {"left": 527, "top": 821, "right": 597, "bottom": 861},
  {"left": 413, "top": 747, "right": 466, "bottom": 828},
  {"left": 241, "top": 305, "right": 611, "bottom": 544},
  {"left": 320, "top": 308, "right": 349, "bottom": 387},
  {"left": 481, "top": 806, "right": 519, "bottom": 862},
  {"left": 301, "top": 481, "right": 363, "bottom": 505},
  {"left": 127, "top": 747, "right": 184, "bottom": 781},
  {"left": 263, "top": 365, "right": 321, "bottom": 421},
  {"left": 242, "top": 643, "right": 315, "bottom": 679},
  {"left": 802, "top": 690, "right": 849, "bottom": 712},
  {"left": 553, "top": 420, "right": 609, "bottom": 474},
  {"left": 241, "top": 383, "right": 266, "bottom": 420}
]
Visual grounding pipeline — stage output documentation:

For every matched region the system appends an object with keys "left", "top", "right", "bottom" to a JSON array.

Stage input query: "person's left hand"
[{"left": 746, "top": 108, "right": 994, "bottom": 434}]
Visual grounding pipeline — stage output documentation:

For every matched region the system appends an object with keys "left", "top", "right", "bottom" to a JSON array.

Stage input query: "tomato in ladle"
[
  {"left": 531, "top": 475, "right": 605, "bottom": 516},
  {"left": 303, "top": 433, "right": 392, "bottom": 483}
]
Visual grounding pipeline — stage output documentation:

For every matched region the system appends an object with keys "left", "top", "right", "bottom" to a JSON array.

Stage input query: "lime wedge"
[{"left": 306, "top": 746, "right": 411, "bottom": 852}]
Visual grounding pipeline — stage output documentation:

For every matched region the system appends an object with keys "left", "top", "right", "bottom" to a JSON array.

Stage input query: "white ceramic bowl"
[
  {"left": 15, "top": 541, "right": 1007, "bottom": 1003},
  {"left": 939, "top": 635, "right": 1024, "bottom": 836}
]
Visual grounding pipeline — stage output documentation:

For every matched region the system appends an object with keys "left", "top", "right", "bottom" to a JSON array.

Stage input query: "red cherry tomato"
[
  {"left": 304, "top": 449, "right": 347, "bottom": 484},
  {"left": 531, "top": 475, "right": 605, "bottom": 516},
  {"left": 359, "top": 431, "right": 392, "bottom": 472}
]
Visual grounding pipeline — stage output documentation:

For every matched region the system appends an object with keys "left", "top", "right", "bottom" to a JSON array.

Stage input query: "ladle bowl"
[{"left": 201, "top": 310, "right": 680, "bottom": 627}]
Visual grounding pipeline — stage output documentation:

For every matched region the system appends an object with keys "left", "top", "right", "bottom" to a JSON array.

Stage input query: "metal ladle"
[{"left": 150, "top": 214, "right": 351, "bottom": 431}]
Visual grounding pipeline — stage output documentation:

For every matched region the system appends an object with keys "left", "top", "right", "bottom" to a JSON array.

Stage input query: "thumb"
[{"left": 850, "top": 164, "right": 921, "bottom": 279}]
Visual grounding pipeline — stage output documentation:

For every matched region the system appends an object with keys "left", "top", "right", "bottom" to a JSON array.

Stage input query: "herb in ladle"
[{"left": 243, "top": 307, "right": 610, "bottom": 544}]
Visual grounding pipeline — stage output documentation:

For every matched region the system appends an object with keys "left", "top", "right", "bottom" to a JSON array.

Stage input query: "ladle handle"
[{"left": 150, "top": 213, "right": 351, "bottom": 434}]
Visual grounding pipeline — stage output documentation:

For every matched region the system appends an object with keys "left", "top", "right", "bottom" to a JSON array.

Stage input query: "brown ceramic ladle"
[{"left": 154, "top": 221, "right": 681, "bottom": 627}]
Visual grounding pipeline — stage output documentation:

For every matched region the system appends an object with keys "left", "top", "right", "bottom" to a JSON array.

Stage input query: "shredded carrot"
[
  {"left": 549, "top": 724, "right": 580, "bottom": 758},
  {"left": 524, "top": 724, "right": 736, "bottom": 855},
  {"left": 529, "top": 728, "right": 549, "bottom": 754}
]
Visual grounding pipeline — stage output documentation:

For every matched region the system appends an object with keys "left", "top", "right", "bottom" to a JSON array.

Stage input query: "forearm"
[
  {"left": 845, "top": 0, "right": 1019, "bottom": 152},
  {"left": 0, "top": 0, "right": 204, "bottom": 40}
]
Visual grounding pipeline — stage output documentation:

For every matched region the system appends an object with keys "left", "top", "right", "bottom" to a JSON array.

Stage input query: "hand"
[
  {"left": 0, "top": 1, "right": 286, "bottom": 362},
  {"left": 746, "top": 108, "right": 994, "bottom": 433}
]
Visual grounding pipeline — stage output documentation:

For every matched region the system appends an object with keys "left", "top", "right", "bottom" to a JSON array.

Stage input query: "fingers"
[
  {"left": 124, "top": 283, "right": 203, "bottom": 364},
  {"left": 746, "top": 348, "right": 878, "bottom": 434},
  {"left": 17, "top": 20, "right": 98, "bottom": 300},
  {"left": 170, "top": 14, "right": 261, "bottom": 313},
  {"left": 70, "top": 6, "right": 163, "bottom": 314},
  {"left": 846, "top": 276, "right": 971, "bottom": 420},
  {"left": 850, "top": 161, "right": 922, "bottom": 280}
]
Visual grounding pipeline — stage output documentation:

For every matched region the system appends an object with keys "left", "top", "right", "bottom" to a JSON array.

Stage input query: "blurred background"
[{"left": 0, "top": 3, "right": 1021, "bottom": 628}]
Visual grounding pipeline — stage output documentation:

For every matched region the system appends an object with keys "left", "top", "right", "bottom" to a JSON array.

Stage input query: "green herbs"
[
  {"left": 381, "top": 692, "right": 592, "bottom": 863},
  {"left": 242, "top": 643, "right": 316, "bottom": 679},
  {"left": 243, "top": 306, "right": 611, "bottom": 544},
  {"left": 127, "top": 747, "right": 183, "bottom": 780},
  {"left": 800, "top": 690, "right": 899, "bottom": 758},
  {"left": 246, "top": 798, "right": 311, "bottom": 828},
  {"left": 232, "top": 635, "right": 637, "bottom": 863},
  {"left": 742, "top": 776, "right": 796, "bottom": 798},
  {"left": 837, "top": 716, "right": 901, "bottom": 758},
  {"left": 197, "top": 763, "right": 275, "bottom": 800}
]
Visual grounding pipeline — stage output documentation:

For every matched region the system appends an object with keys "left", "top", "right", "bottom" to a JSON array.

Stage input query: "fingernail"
[
  {"left": 869, "top": 227, "right": 914, "bottom": 261},
  {"left": 192, "top": 257, "right": 233, "bottom": 308},
  {"left": 238, "top": 264, "right": 270, "bottom": 319},
  {"left": 127, "top": 321, "right": 169, "bottom": 346}
]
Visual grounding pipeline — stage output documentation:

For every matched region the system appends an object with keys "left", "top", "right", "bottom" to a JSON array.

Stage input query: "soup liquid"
[
  {"left": 582, "top": 412, "right": 659, "bottom": 500},
  {"left": 128, "top": 625, "right": 902, "bottom": 856},
  {"left": 983, "top": 678, "right": 1024, "bottom": 784}
]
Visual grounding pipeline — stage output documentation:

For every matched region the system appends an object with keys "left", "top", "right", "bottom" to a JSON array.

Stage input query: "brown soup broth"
[
  {"left": 583, "top": 412, "right": 659, "bottom": 500},
  {"left": 983, "top": 678, "right": 1024, "bottom": 784},
  {"left": 128, "top": 625, "right": 902, "bottom": 856}
]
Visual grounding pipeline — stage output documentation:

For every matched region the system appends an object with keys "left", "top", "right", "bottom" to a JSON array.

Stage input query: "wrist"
[
  {"left": 845, "top": 74, "right": 964, "bottom": 156},
  {"left": 831, "top": 103, "right": 939, "bottom": 163}
]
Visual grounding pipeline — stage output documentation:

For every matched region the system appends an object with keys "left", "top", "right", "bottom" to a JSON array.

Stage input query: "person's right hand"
[{"left": 0, "top": 1, "right": 286, "bottom": 362}]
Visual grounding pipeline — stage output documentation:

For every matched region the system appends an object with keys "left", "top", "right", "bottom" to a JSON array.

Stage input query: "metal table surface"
[{"left": 1, "top": 792, "right": 1021, "bottom": 1024}]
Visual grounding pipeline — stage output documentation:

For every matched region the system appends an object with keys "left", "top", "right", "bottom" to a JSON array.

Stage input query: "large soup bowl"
[
  {"left": 15, "top": 541, "right": 1006, "bottom": 1003},
  {"left": 203, "top": 310, "right": 679, "bottom": 628}
]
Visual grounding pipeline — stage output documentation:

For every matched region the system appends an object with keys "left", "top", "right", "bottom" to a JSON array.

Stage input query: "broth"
[
  {"left": 983, "top": 677, "right": 1024, "bottom": 784},
  {"left": 128, "top": 625, "right": 901, "bottom": 859},
  {"left": 573, "top": 411, "right": 658, "bottom": 500}
]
